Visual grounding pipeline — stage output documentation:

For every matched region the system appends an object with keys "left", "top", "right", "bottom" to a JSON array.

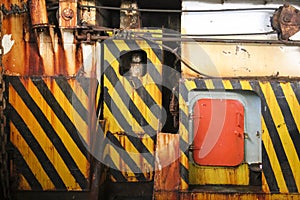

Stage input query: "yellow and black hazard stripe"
[
  {"left": 102, "top": 31, "right": 162, "bottom": 182},
  {"left": 179, "top": 78, "right": 300, "bottom": 193},
  {"left": 7, "top": 76, "right": 100, "bottom": 191}
]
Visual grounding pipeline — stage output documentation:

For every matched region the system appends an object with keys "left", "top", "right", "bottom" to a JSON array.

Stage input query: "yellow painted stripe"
[
  {"left": 262, "top": 172, "right": 270, "bottom": 193},
  {"left": 204, "top": 79, "right": 214, "bottom": 89},
  {"left": 240, "top": 80, "right": 252, "bottom": 90},
  {"left": 260, "top": 81, "right": 300, "bottom": 191},
  {"left": 18, "top": 174, "right": 31, "bottom": 190},
  {"left": 105, "top": 73, "right": 143, "bottom": 133},
  {"left": 222, "top": 80, "right": 233, "bottom": 90},
  {"left": 179, "top": 95, "right": 189, "bottom": 116},
  {"left": 104, "top": 102, "right": 154, "bottom": 172},
  {"left": 141, "top": 135, "right": 155, "bottom": 155},
  {"left": 185, "top": 80, "right": 197, "bottom": 91},
  {"left": 103, "top": 103, "right": 123, "bottom": 133},
  {"left": 123, "top": 135, "right": 154, "bottom": 172},
  {"left": 10, "top": 123, "right": 55, "bottom": 190},
  {"left": 122, "top": 77, "right": 160, "bottom": 130},
  {"left": 24, "top": 79, "right": 89, "bottom": 179},
  {"left": 262, "top": 117, "right": 288, "bottom": 193},
  {"left": 48, "top": 80, "right": 89, "bottom": 145},
  {"left": 180, "top": 178, "right": 189, "bottom": 190},
  {"left": 280, "top": 82, "right": 300, "bottom": 133},
  {"left": 10, "top": 86, "right": 80, "bottom": 189},
  {"left": 68, "top": 79, "right": 90, "bottom": 111},
  {"left": 110, "top": 141, "right": 138, "bottom": 182},
  {"left": 96, "top": 83, "right": 101, "bottom": 111}
]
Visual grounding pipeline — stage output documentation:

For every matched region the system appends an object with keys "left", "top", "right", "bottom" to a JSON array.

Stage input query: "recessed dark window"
[{"left": 119, "top": 50, "right": 147, "bottom": 77}]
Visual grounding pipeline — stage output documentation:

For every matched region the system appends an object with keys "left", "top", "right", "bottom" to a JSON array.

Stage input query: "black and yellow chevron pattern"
[
  {"left": 102, "top": 34, "right": 163, "bottom": 182},
  {"left": 8, "top": 76, "right": 100, "bottom": 191},
  {"left": 179, "top": 78, "right": 300, "bottom": 193}
]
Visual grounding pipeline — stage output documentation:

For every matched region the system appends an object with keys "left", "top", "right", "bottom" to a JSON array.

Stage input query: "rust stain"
[
  {"left": 29, "top": 0, "right": 48, "bottom": 27},
  {"left": 2, "top": 0, "right": 83, "bottom": 76},
  {"left": 154, "top": 133, "right": 180, "bottom": 192}
]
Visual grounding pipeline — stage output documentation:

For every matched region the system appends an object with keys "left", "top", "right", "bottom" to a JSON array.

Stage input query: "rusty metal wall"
[{"left": 1, "top": 0, "right": 101, "bottom": 193}]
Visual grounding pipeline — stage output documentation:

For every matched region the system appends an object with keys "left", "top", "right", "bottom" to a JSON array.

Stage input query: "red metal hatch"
[{"left": 193, "top": 99, "right": 244, "bottom": 166}]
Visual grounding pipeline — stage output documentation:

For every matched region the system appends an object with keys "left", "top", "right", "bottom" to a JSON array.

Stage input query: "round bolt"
[
  {"left": 283, "top": 15, "right": 291, "bottom": 23},
  {"left": 62, "top": 8, "right": 74, "bottom": 21}
]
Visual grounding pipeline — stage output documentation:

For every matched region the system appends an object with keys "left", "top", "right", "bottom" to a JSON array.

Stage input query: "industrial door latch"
[{"left": 272, "top": 4, "right": 300, "bottom": 40}]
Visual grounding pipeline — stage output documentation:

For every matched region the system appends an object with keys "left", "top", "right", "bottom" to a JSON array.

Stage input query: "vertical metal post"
[{"left": 120, "top": 0, "right": 141, "bottom": 29}]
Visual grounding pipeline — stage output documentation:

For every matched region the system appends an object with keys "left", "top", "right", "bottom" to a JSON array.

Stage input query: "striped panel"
[
  {"left": 179, "top": 98, "right": 189, "bottom": 190},
  {"left": 179, "top": 78, "right": 300, "bottom": 193},
  {"left": 103, "top": 34, "right": 162, "bottom": 182},
  {"left": 8, "top": 76, "right": 99, "bottom": 191}
]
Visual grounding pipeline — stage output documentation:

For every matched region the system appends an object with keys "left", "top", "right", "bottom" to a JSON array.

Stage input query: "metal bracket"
[
  {"left": 272, "top": 4, "right": 300, "bottom": 40},
  {"left": 59, "top": 0, "right": 78, "bottom": 28}
]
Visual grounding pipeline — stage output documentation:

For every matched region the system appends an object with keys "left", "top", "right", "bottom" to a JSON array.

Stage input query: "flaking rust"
[
  {"left": 272, "top": 4, "right": 300, "bottom": 40},
  {"left": 2, "top": 0, "right": 82, "bottom": 76}
]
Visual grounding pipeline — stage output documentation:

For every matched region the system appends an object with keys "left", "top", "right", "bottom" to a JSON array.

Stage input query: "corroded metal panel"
[
  {"left": 102, "top": 33, "right": 163, "bottom": 182},
  {"left": 154, "top": 133, "right": 180, "bottom": 191},
  {"left": 8, "top": 76, "right": 100, "bottom": 191}
]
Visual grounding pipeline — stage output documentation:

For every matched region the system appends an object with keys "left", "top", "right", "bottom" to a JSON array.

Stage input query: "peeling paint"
[{"left": 2, "top": 34, "right": 15, "bottom": 55}]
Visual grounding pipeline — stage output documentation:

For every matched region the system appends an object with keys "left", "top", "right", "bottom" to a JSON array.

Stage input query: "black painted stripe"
[
  {"left": 249, "top": 80, "right": 298, "bottom": 193},
  {"left": 262, "top": 142, "right": 279, "bottom": 192},
  {"left": 126, "top": 134, "right": 154, "bottom": 167},
  {"left": 141, "top": 35, "right": 163, "bottom": 64},
  {"left": 179, "top": 163, "right": 189, "bottom": 185},
  {"left": 290, "top": 82, "right": 300, "bottom": 105},
  {"left": 104, "top": 86, "right": 155, "bottom": 163},
  {"left": 194, "top": 79, "right": 207, "bottom": 90},
  {"left": 180, "top": 83, "right": 189, "bottom": 102},
  {"left": 76, "top": 77, "right": 95, "bottom": 97},
  {"left": 10, "top": 143, "right": 43, "bottom": 190},
  {"left": 179, "top": 137, "right": 189, "bottom": 158},
  {"left": 130, "top": 77, "right": 161, "bottom": 119},
  {"left": 146, "top": 60, "right": 163, "bottom": 92},
  {"left": 95, "top": 84, "right": 102, "bottom": 117},
  {"left": 54, "top": 77, "right": 89, "bottom": 123},
  {"left": 31, "top": 78, "right": 89, "bottom": 159},
  {"left": 271, "top": 82, "right": 300, "bottom": 156},
  {"left": 179, "top": 109, "right": 189, "bottom": 132},
  {"left": 10, "top": 77, "right": 88, "bottom": 189},
  {"left": 104, "top": 87, "right": 134, "bottom": 134},
  {"left": 106, "top": 131, "right": 147, "bottom": 181},
  {"left": 230, "top": 79, "right": 242, "bottom": 90},
  {"left": 212, "top": 79, "right": 224, "bottom": 89},
  {"left": 104, "top": 155, "right": 127, "bottom": 182},
  {"left": 104, "top": 64, "right": 156, "bottom": 135},
  {"left": 9, "top": 106, "right": 66, "bottom": 189}
]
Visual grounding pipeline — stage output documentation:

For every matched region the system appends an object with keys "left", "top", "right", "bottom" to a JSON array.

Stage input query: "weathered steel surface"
[
  {"left": 272, "top": 4, "right": 300, "bottom": 40},
  {"left": 154, "top": 133, "right": 180, "bottom": 191},
  {"left": 29, "top": 0, "right": 48, "bottom": 27},
  {"left": 2, "top": 0, "right": 82, "bottom": 76}
]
